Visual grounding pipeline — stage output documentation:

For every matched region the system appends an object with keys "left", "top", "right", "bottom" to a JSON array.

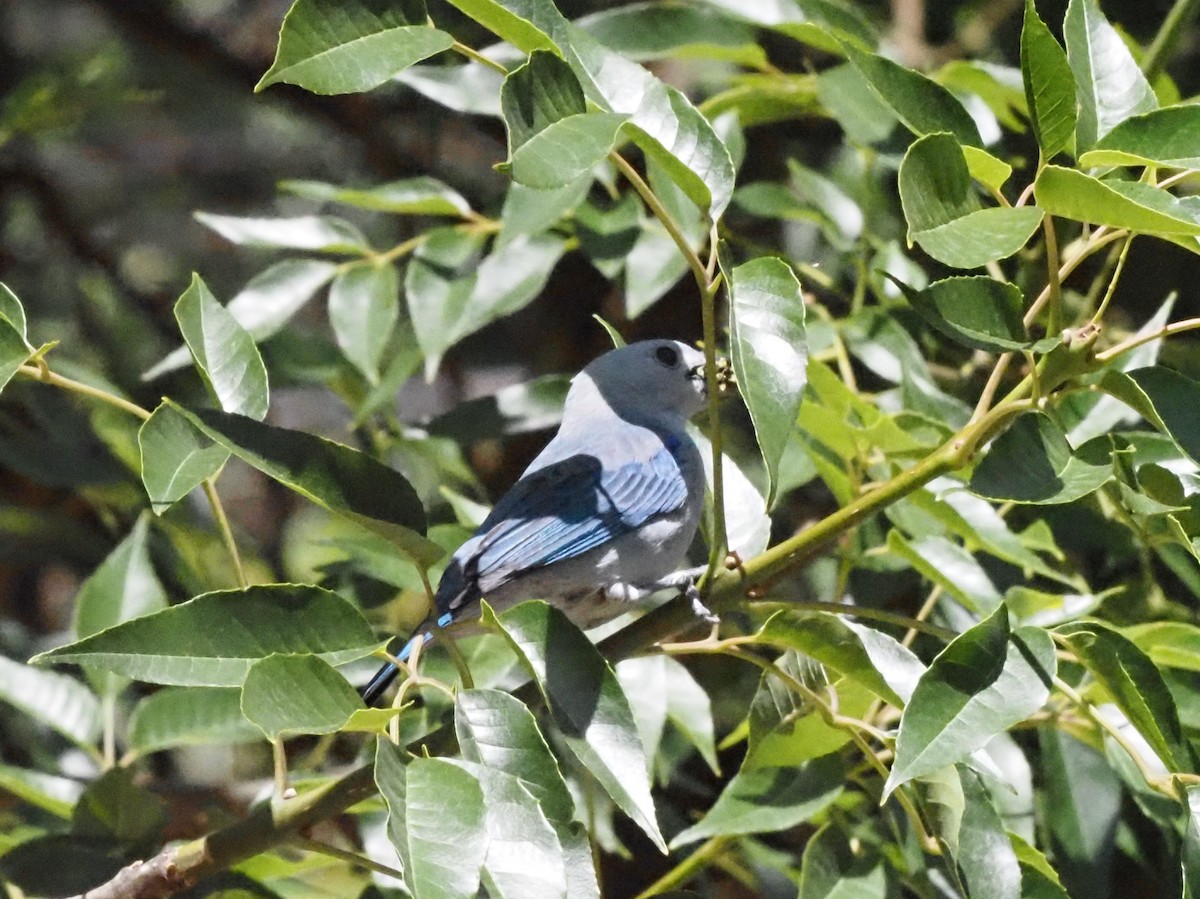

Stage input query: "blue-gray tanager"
[{"left": 361, "top": 339, "right": 712, "bottom": 705}]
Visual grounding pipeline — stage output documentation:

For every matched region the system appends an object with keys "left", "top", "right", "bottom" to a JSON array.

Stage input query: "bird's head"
[{"left": 568, "top": 339, "right": 709, "bottom": 429}]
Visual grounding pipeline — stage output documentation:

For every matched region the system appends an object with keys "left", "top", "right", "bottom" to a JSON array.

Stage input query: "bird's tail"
[{"left": 359, "top": 632, "right": 431, "bottom": 706}]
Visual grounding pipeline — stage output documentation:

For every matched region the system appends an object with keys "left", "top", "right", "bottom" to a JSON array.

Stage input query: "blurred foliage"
[{"left": 3, "top": 0, "right": 1200, "bottom": 897}]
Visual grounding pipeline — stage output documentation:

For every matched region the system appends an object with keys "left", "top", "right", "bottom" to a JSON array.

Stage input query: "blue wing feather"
[{"left": 434, "top": 445, "right": 688, "bottom": 614}]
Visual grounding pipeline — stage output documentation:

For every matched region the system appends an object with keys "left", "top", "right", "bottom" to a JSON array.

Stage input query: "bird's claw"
[{"left": 686, "top": 580, "right": 719, "bottom": 625}]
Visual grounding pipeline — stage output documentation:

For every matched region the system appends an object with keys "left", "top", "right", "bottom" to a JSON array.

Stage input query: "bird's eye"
[{"left": 655, "top": 345, "right": 679, "bottom": 367}]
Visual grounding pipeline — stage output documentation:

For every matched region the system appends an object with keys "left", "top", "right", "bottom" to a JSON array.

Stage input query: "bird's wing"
[{"left": 435, "top": 445, "right": 688, "bottom": 613}]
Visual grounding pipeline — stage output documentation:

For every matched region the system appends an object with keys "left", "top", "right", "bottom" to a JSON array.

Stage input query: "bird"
[{"left": 360, "top": 338, "right": 715, "bottom": 706}]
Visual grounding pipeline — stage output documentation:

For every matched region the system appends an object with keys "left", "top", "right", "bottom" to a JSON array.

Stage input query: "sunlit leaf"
[
  {"left": 138, "top": 402, "right": 229, "bottom": 514},
  {"left": 838, "top": 42, "right": 982, "bottom": 146},
  {"left": 483, "top": 600, "right": 665, "bottom": 851},
  {"left": 175, "top": 274, "right": 269, "bottom": 420},
  {"left": 32, "top": 585, "right": 380, "bottom": 687},
  {"left": 885, "top": 606, "right": 1055, "bottom": 795},
  {"left": 898, "top": 133, "right": 1041, "bottom": 269},
  {"left": 1056, "top": 620, "right": 1194, "bottom": 771},
  {"left": 0, "top": 655, "right": 101, "bottom": 750},
  {"left": 725, "top": 253, "right": 807, "bottom": 506},
  {"left": 328, "top": 261, "right": 400, "bottom": 384},
  {"left": 281, "top": 176, "right": 473, "bottom": 216},
  {"left": 1020, "top": 0, "right": 1076, "bottom": 158},
  {"left": 671, "top": 752, "right": 844, "bottom": 847},
  {"left": 257, "top": 0, "right": 454, "bottom": 94},
  {"left": 1034, "top": 166, "right": 1200, "bottom": 237},
  {"left": 1063, "top": 0, "right": 1157, "bottom": 150}
]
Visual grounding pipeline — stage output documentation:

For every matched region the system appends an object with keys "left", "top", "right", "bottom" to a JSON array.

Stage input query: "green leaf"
[
  {"left": 1020, "top": 0, "right": 1076, "bottom": 158},
  {"left": 566, "top": 25, "right": 736, "bottom": 217},
  {"left": 1123, "top": 622, "right": 1200, "bottom": 671},
  {"left": 282, "top": 176, "right": 473, "bottom": 216},
  {"left": 406, "top": 229, "right": 566, "bottom": 378},
  {"left": 0, "top": 655, "right": 101, "bottom": 750},
  {"left": 73, "top": 767, "right": 166, "bottom": 847},
  {"left": 1063, "top": 0, "right": 1157, "bottom": 150},
  {"left": 328, "top": 261, "right": 399, "bottom": 384},
  {"left": 1185, "top": 785, "right": 1200, "bottom": 899},
  {"left": 32, "top": 584, "right": 379, "bottom": 687},
  {"left": 661, "top": 655, "right": 719, "bottom": 774},
  {"left": 74, "top": 514, "right": 168, "bottom": 698},
  {"left": 74, "top": 514, "right": 167, "bottom": 644},
  {"left": 892, "top": 275, "right": 1042, "bottom": 352},
  {"left": 256, "top": 0, "right": 454, "bottom": 94},
  {"left": 758, "top": 610, "right": 925, "bottom": 708},
  {"left": 376, "top": 742, "right": 488, "bottom": 899},
  {"left": 1062, "top": 295, "right": 1174, "bottom": 444},
  {"left": 1034, "top": 166, "right": 1200, "bottom": 236},
  {"left": 438, "top": 0, "right": 564, "bottom": 54},
  {"left": 1011, "top": 834, "right": 1071, "bottom": 899},
  {"left": 483, "top": 600, "right": 664, "bottom": 852},
  {"left": 956, "top": 768, "right": 1022, "bottom": 899},
  {"left": 1056, "top": 620, "right": 1194, "bottom": 771},
  {"left": 969, "top": 413, "right": 1114, "bottom": 504},
  {"left": 138, "top": 402, "right": 229, "bottom": 514},
  {"left": 429, "top": 373, "right": 569, "bottom": 441},
  {"left": 671, "top": 751, "right": 844, "bottom": 848},
  {"left": 575, "top": 192, "right": 641, "bottom": 278},
  {"left": 816, "top": 62, "right": 897, "bottom": 145},
  {"left": 898, "top": 133, "right": 1042, "bottom": 269},
  {"left": 1038, "top": 728, "right": 1121, "bottom": 896},
  {"left": 579, "top": 2, "right": 766, "bottom": 66},
  {"left": 0, "top": 313, "right": 27, "bottom": 398},
  {"left": 0, "top": 281, "right": 30, "bottom": 340},
  {"left": 141, "top": 258, "right": 339, "bottom": 382},
  {"left": 193, "top": 212, "right": 370, "bottom": 254},
  {"left": 500, "top": 177, "right": 592, "bottom": 242},
  {"left": 504, "top": 61, "right": 625, "bottom": 193},
  {"left": 455, "top": 688, "right": 575, "bottom": 825},
  {"left": 961, "top": 146, "right": 1014, "bottom": 194},
  {"left": 398, "top": 58, "right": 505, "bottom": 116},
  {"left": 501, "top": 50, "right": 586, "bottom": 151},
  {"left": 174, "top": 274, "right": 270, "bottom": 420},
  {"left": 693, "top": 429, "right": 772, "bottom": 560},
  {"left": 1125, "top": 366, "right": 1200, "bottom": 464},
  {"left": 885, "top": 606, "right": 1056, "bottom": 795},
  {"left": 127, "top": 687, "right": 262, "bottom": 755},
  {"left": 837, "top": 42, "right": 982, "bottom": 146},
  {"left": 168, "top": 403, "right": 433, "bottom": 560},
  {"left": 510, "top": 113, "right": 628, "bottom": 190},
  {"left": 725, "top": 253, "right": 807, "bottom": 507},
  {"left": 0, "top": 763, "right": 84, "bottom": 819},
  {"left": 936, "top": 60, "right": 1028, "bottom": 133},
  {"left": 242, "top": 653, "right": 397, "bottom": 738},
  {"left": 1080, "top": 104, "right": 1200, "bottom": 169},
  {"left": 887, "top": 531, "right": 1003, "bottom": 614},
  {"left": 797, "top": 822, "right": 886, "bottom": 899},
  {"left": 450, "top": 761, "right": 568, "bottom": 899}
]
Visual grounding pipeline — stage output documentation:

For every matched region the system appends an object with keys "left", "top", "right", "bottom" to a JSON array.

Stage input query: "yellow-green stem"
[
  {"left": 17, "top": 364, "right": 151, "bottom": 421},
  {"left": 1096, "top": 316, "right": 1200, "bottom": 363},
  {"left": 295, "top": 837, "right": 406, "bottom": 882},
  {"left": 1090, "top": 234, "right": 1134, "bottom": 325},
  {"left": 634, "top": 836, "right": 731, "bottom": 898},
  {"left": 202, "top": 478, "right": 247, "bottom": 589}
]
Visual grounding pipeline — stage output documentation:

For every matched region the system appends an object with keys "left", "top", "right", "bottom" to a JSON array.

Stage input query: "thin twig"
[
  {"left": 17, "top": 364, "right": 151, "bottom": 420},
  {"left": 202, "top": 478, "right": 247, "bottom": 589},
  {"left": 1096, "top": 317, "right": 1200, "bottom": 362},
  {"left": 294, "top": 837, "right": 407, "bottom": 884}
]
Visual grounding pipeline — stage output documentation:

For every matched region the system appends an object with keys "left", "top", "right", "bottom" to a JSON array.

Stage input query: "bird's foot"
[{"left": 685, "top": 580, "right": 720, "bottom": 626}]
